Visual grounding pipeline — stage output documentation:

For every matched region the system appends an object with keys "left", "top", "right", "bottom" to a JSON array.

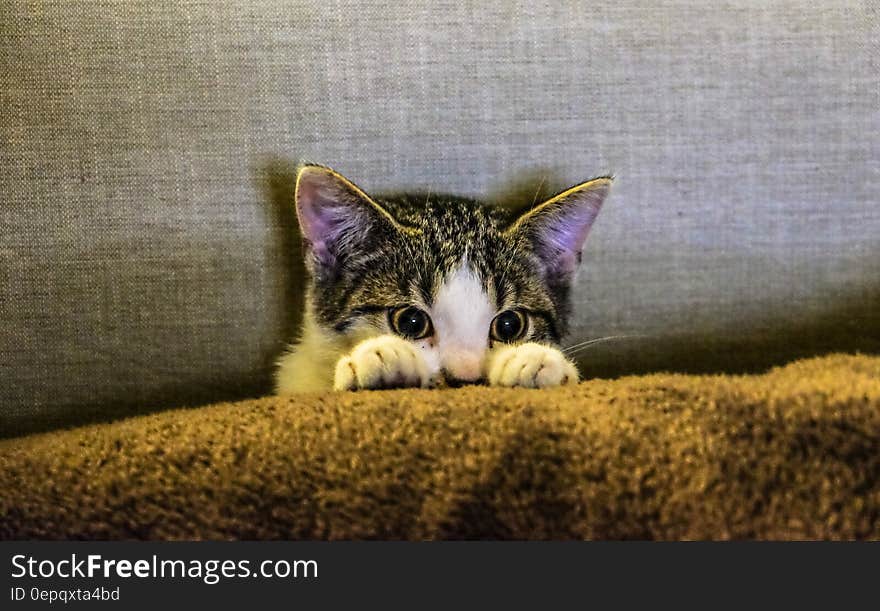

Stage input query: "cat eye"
[
  {"left": 389, "top": 306, "right": 433, "bottom": 340},
  {"left": 490, "top": 310, "right": 527, "bottom": 343}
]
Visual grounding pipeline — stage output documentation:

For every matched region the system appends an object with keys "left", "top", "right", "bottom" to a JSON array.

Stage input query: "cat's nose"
[{"left": 442, "top": 352, "right": 483, "bottom": 385}]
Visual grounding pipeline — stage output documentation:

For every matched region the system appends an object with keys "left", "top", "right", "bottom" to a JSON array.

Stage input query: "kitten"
[{"left": 275, "top": 164, "right": 611, "bottom": 393}]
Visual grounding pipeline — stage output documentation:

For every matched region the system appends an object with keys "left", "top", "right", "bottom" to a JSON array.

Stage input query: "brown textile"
[{"left": 2, "top": 354, "right": 878, "bottom": 540}]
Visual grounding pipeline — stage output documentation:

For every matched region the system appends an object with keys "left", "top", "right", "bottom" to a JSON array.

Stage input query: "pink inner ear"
[
  {"left": 295, "top": 178, "right": 334, "bottom": 261},
  {"left": 295, "top": 170, "right": 359, "bottom": 266},
  {"left": 532, "top": 189, "right": 605, "bottom": 275},
  {"left": 296, "top": 167, "right": 371, "bottom": 266},
  {"left": 541, "top": 208, "right": 596, "bottom": 254}
]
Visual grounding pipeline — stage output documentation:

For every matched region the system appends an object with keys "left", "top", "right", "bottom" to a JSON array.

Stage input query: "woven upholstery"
[{"left": 2, "top": 2, "right": 878, "bottom": 434}]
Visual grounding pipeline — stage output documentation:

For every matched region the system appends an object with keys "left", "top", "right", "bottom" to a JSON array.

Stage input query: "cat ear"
[
  {"left": 294, "top": 164, "right": 402, "bottom": 270},
  {"left": 507, "top": 176, "right": 612, "bottom": 276}
]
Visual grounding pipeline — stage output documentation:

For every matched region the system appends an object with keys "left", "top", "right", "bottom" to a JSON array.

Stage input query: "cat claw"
[
  {"left": 487, "top": 343, "right": 580, "bottom": 389},
  {"left": 334, "top": 335, "right": 431, "bottom": 391}
]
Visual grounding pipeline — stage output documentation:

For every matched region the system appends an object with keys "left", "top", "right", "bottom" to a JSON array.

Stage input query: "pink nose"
[{"left": 443, "top": 352, "right": 483, "bottom": 382}]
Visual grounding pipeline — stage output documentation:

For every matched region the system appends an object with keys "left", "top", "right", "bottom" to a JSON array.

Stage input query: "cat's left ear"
[
  {"left": 507, "top": 176, "right": 612, "bottom": 276},
  {"left": 294, "top": 164, "right": 408, "bottom": 272}
]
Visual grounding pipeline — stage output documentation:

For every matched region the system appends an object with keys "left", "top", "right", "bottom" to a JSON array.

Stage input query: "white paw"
[
  {"left": 487, "top": 343, "right": 579, "bottom": 388},
  {"left": 334, "top": 335, "right": 432, "bottom": 391}
]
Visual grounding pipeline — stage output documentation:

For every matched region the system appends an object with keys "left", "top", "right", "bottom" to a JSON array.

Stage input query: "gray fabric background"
[{"left": 2, "top": 1, "right": 878, "bottom": 436}]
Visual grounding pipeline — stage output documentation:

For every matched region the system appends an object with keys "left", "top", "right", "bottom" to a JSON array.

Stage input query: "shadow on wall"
[
  {"left": 485, "top": 166, "right": 571, "bottom": 215},
  {"left": 256, "top": 155, "right": 306, "bottom": 367},
  {"left": 0, "top": 158, "right": 309, "bottom": 441},
  {"left": 576, "top": 285, "right": 880, "bottom": 379}
]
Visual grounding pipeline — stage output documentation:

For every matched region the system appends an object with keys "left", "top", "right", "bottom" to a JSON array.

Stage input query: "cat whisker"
[{"left": 562, "top": 334, "right": 649, "bottom": 356}]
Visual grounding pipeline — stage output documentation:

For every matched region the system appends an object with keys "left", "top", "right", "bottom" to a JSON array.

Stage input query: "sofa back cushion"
[{"left": 2, "top": 2, "right": 878, "bottom": 435}]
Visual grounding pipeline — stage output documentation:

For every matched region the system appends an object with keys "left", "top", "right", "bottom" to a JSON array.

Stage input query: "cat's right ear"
[
  {"left": 294, "top": 165, "right": 403, "bottom": 271},
  {"left": 506, "top": 176, "right": 612, "bottom": 277}
]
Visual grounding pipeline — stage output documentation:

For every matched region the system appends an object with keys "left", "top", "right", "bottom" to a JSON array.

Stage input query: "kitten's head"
[{"left": 294, "top": 164, "right": 611, "bottom": 385}]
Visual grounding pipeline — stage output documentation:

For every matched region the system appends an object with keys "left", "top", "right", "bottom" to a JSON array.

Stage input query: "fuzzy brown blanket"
[{"left": 2, "top": 354, "right": 879, "bottom": 540}]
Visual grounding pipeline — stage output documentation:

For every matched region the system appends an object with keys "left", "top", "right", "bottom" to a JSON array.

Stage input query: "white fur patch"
[
  {"left": 334, "top": 335, "right": 432, "bottom": 391},
  {"left": 429, "top": 263, "right": 495, "bottom": 381},
  {"left": 275, "top": 308, "right": 381, "bottom": 393},
  {"left": 486, "top": 342, "right": 579, "bottom": 388}
]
